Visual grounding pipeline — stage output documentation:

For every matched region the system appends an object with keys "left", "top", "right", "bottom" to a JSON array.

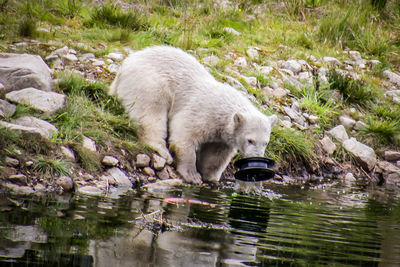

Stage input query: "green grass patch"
[
  {"left": 32, "top": 156, "right": 71, "bottom": 176},
  {"left": 359, "top": 116, "right": 400, "bottom": 148},
  {"left": 328, "top": 70, "right": 376, "bottom": 107},
  {"left": 86, "top": 3, "right": 148, "bottom": 31},
  {"left": 266, "top": 127, "right": 315, "bottom": 170}
]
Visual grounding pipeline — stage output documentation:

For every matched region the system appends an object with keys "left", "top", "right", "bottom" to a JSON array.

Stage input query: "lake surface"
[{"left": 1, "top": 183, "right": 400, "bottom": 266}]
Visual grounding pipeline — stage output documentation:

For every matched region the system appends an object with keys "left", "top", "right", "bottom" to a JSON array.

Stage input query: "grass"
[
  {"left": 266, "top": 127, "right": 316, "bottom": 171},
  {"left": 328, "top": 70, "right": 377, "bottom": 107},
  {"left": 359, "top": 117, "right": 400, "bottom": 147},
  {"left": 32, "top": 156, "right": 71, "bottom": 176}
]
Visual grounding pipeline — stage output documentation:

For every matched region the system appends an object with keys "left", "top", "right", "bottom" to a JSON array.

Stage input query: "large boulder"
[
  {"left": 6, "top": 87, "right": 65, "bottom": 114},
  {"left": 0, "top": 53, "right": 52, "bottom": 93},
  {"left": 343, "top": 138, "right": 376, "bottom": 171}
]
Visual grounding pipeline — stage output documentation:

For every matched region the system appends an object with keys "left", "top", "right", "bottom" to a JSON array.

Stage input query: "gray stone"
[
  {"left": 259, "top": 66, "right": 273, "bottom": 75},
  {"left": 384, "top": 150, "right": 400, "bottom": 162},
  {"left": 223, "top": 27, "right": 241, "bottom": 36},
  {"left": 106, "top": 52, "right": 124, "bottom": 61},
  {"left": 348, "top": 51, "right": 362, "bottom": 61},
  {"left": 0, "top": 121, "right": 46, "bottom": 140},
  {"left": 90, "top": 58, "right": 106, "bottom": 66},
  {"left": 13, "top": 116, "right": 58, "bottom": 139},
  {"left": 271, "top": 87, "right": 288, "bottom": 99},
  {"left": 242, "top": 76, "right": 257, "bottom": 87},
  {"left": 34, "top": 183, "right": 46, "bottom": 191},
  {"left": 327, "top": 125, "right": 349, "bottom": 143},
  {"left": 152, "top": 154, "right": 166, "bottom": 171},
  {"left": 383, "top": 70, "right": 400, "bottom": 86},
  {"left": 56, "top": 176, "right": 74, "bottom": 191},
  {"left": 6, "top": 87, "right": 65, "bottom": 114},
  {"left": 79, "top": 53, "right": 96, "bottom": 62},
  {"left": 157, "top": 168, "right": 170, "bottom": 180},
  {"left": 202, "top": 55, "right": 219, "bottom": 66},
  {"left": 234, "top": 57, "right": 247, "bottom": 68},
  {"left": 143, "top": 167, "right": 155, "bottom": 177},
  {"left": 6, "top": 175, "right": 24, "bottom": 189},
  {"left": 0, "top": 53, "right": 52, "bottom": 92},
  {"left": 343, "top": 172, "right": 356, "bottom": 185},
  {"left": 283, "top": 106, "right": 306, "bottom": 126},
  {"left": 107, "top": 167, "right": 132, "bottom": 187},
  {"left": 136, "top": 154, "right": 151, "bottom": 168},
  {"left": 323, "top": 56, "right": 342, "bottom": 66},
  {"left": 282, "top": 60, "right": 302, "bottom": 74},
  {"left": 166, "top": 165, "right": 179, "bottom": 179},
  {"left": 144, "top": 178, "right": 183, "bottom": 191},
  {"left": 6, "top": 156, "right": 19, "bottom": 167},
  {"left": 61, "top": 146, "right": 76, "bottom": 161},
  {"left": 298, "top": 71, "right": 312, "bottom": 84},
  {"left": 246, "top": 47, "right": 259, "bottom": 60},
  {"left": 339, "top": 115, "right": 356, "bottom": 130},
  {"left": 77, "top": 185, "right": 104, "bottom": 196},
  {"left": 107, "top": 64, "right": 119, "bottom": 74},
  {"left": 343, "top": 137, "right": 376, "bottom": 171},
  {"left": 82, "top": 136, "right": 97, "bottom": 152},
  {"left": 308, "top": 115, "right": 319, "bottom": 124},
  {"left": 61, "top": 54, "right": 78, "bottom": 63},
  {"left": 320, "top": 136, "right": 336, "bottom": 155},
  {"left": 0, "top": 99, "right": 16, "bottom": 117},
  {"left": 52, "top": 46, "right": 69, "bottom": 56},
  {"left": 102, "top": 156, "right": 119, "bottom": 167},
  {"left": 377, "top": 160, "right": 400, "bottom": 174}
]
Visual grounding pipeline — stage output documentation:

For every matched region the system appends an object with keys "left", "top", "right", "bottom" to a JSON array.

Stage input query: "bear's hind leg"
[{"left": 196, "top": 142, "right": 235, "bottom": 184}]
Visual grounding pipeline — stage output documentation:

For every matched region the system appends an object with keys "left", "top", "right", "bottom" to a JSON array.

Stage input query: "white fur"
[{"left": 110, "top": 46, "right": 278, "bottom": 184}]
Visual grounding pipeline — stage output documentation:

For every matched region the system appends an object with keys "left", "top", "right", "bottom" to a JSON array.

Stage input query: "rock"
[
  {"left": 0, "top": 53, "right": 52, "bottom": 92},
  {"left": 34, "top": 183, "right": 46, "bottom": 191},
  {"left": 282, "top": 60, "right": 302, "bottom": 74},
  {"left": 327, "top": 125, "right": 349, "bottom": 143},
  {"left": 298, "top": 71, "right": 312, "bottom": 84},
  {"left": 8, "top": 174, "right": 27, "bottom": 185},
  {"left": 102, "top": 156, "right": 119, "bottom": 167},
  {"left": 144, "top": 179, "right": 182, "bottom": 191},
  {"left": 0, "top": 121, "right": 47, "bottom": 140},
  {"left": 82, "top": 136, "right": 97, "bottom": 152},
  {"left": 386, "top": 173, "right": 400, "bottom": 186},
  {"left": 271, "top": 87, "right": 288, "bottom": 99},
  {"left": 152, "top": 154, "right": 166, "bottom": 171},
  {"left": 107, "top": 64, "right": 119, "bottom": 74},
  {"left": 383, "top": 70, "right": 400, "bottom": 86},
  {"left": 377, "top": 160, "right": 400, "bottom": 174},
  {"left": 157, "top": 168, "right": 169, "bottom": 180},
  {"left": 0, "top": 99, "right": 16, "bottom": 117},
  {"left": 77, "top": 185, "right": 104, "bottom": 196},
  {"left": 136, "top": 154, "right": 151, "bottom": 168},
  {"left": 323, "top": 56, "right": 342, "bottom": 67},
  {"left": 343, "top": 137, "right": 376, "bottom": 171},
  {"left": 223, "top": 27, "right": 241, "bottom": 36},
  {"left": 202, "top": 55, "right": 219, "bottom": 66},
  {"left": 107, "top": 167, "right": 132, "bottom": 187},
  {"left": 320, "top": 136, "right": 336, "bottom": 155},
  {"left": 56, "top": 176, "right": 74, "bottom": 191},
  {"left": 339, "top": 115, "right": 356, "bottom": 130},
  {"left": 234, "top": 57, "right": 247, "bottom": 68},
  {"left": 6, "top": 87, "right": 65, "bottom": 114},
  {"left": 279, "top": 119, "right": 292, "bottom": 128},
  {"left": 259, "top": 66, "right": 273, "bottom": 75},
  {"left": 4, "top": 183, "right": 34, "bottom": 194},
  {"left": 25, "top": 161, "right": 34, "bottom": 167},
  {"left": 343, "top": 172, "right": 356, "bottom": 185},
  {"left": 242, "top": 76, "right": 257, "bottom": 87},
  {"left": 143, "top": 167, "right": 155, "bottom": 177},
  {"left": 348, "top": 51, "right": 362, "bottom": 61},
  {"left": 148, "top": 176, "right": 157, "bottom": 183},
  {"left": 52, "top": 46, "right": 69, "bottom": 56},
  {"left": 79, "top": 53, "right": 96, "bottom": 62},
  {"left": 90, "top": 58, "right": 106, "bottom": 66},
  {"left": 106, "top": 52, "right": 124, "bottom": 61},
  {"left": 385, "top": 150, "right": 400, "bottom": 162},
  {"left": 6, "top": 157, "right": 19, "bottom": 167},
  {"left": 246, "top": 47, "right": 259, "bottom": 60},
  {"left": 61, "top": 146, "right": 76, "bottom": 161},
  {"left": 13, "top": 116, "right": 58, "bottom": 139},
  {"left": 308, "top": 115, "right": 319, "bottom": 124},
  {"left": 283, "top": 106, "right": 306, "bottom": 126},
  {"left": 61, "top": 54, "right": 78, "bottom": 63},
  {"left": 166, "top": 165, "right": 179, "bottom": 179}
]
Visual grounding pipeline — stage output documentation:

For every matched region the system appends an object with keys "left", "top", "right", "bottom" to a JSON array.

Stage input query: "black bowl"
[{"left": 234, "top": 157, "right": 275, "bottom": 182}]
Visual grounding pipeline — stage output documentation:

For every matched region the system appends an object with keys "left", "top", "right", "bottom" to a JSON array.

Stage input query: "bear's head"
[{"left": 233, "top": 112, "right": 278, "bottom": 157}]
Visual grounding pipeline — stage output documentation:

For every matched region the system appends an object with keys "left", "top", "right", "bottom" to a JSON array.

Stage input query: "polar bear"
[{"left": 110, "top": 46, "right": 278, "bottom": 184}]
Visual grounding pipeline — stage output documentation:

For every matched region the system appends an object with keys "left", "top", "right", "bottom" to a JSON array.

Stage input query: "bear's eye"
[{"left": 247, "top": 139, "right": 255, "bottom": 145}]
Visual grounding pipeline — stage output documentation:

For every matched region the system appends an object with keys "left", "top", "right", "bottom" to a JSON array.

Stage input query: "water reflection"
[{"left": 0, "top": 184, "right": 400, "bottom": 266}]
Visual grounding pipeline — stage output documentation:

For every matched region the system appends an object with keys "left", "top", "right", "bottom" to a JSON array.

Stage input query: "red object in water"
[{"left": 163, "top": 197, "right": 215, "bottom": 207}]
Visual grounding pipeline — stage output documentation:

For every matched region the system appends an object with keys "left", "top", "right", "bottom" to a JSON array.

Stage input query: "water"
[{"left": 1, "top": 184, "right": 400, "bottom": 266}]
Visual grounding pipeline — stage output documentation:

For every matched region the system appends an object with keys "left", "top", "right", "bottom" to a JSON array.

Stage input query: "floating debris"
[{"left": 163, "top": 197, "right": 216, "bottom": 208}]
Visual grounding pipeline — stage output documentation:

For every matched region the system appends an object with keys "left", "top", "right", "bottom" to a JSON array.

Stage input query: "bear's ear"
[
  {"left": 233, "top": 112, "right": 245, "bottom": 130},
  {"left": 269, "top": 114, "right": 278, "bottom": 128}
]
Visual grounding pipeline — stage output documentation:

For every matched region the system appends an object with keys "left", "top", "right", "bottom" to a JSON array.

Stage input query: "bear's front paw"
[{"left": 178, "top": 168, "right": 202, "bottom": 185}]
